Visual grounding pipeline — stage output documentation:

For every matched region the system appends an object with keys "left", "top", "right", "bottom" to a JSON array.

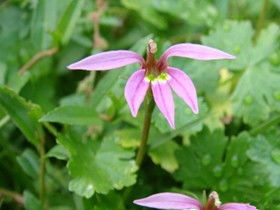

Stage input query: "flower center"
[
  {"left": 144, "top": 73, "right": 170, "bottom": 84},
  {"left": 204, "top": 191, "right": 221, "bottom": 210}
]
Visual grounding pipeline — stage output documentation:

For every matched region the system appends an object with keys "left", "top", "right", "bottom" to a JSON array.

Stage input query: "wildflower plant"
[
  {"left": 68, "top": 39, "right": 235, "bottom": 167},
  {"left": 68, "top": 40, "right": 235, "bottom": 128},
  {"left": 1, "top": 0, "right": 280, "bottom": 209}
]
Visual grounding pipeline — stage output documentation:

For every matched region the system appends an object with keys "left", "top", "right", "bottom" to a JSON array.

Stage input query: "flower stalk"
[
  {"left": 135, "top": 89, "right": 155, "bottom": 167},
  {"left": 135, "top": 40, "right": 157, "bottom": 167}
]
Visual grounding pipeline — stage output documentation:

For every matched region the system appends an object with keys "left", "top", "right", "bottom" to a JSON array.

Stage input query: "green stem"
[
  {"left": 250, "top": 115, "right": 280, "bottom": 136},
  {"left": 135, "top": 89, "right": 155, "bottom": 167},
  {"left": 39, "top": 137, "right": 46, "bottom": 206},
  {"left": 255, "top": 0, "right": 269, "bottom": 40},
  {"left": 43, "top": 122, "right": 59, "bottom": 137}
]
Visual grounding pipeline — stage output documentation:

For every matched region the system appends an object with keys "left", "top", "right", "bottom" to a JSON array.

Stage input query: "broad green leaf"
[
  {"left": 57, "top": 129, "right": 137, "bottom": 198},
  {"left": 16, "top": 149, "right": 39, "bottom": 179},
  {"left": 149, "top": 140, "right": 179, "bottom": 173},
  {"left": 174, "top": 127, "right": 228, "bottom": 189},
  {"left": 174, "top": 130, "right": 267, "bottom": 204},
  {"left": 170, "top": 57, "right": 221, "bottom": 93},
  {"left": 40, "top": 105, "right": 102, "bottom": 126},
  {"left": 23, "top": 191, "right": 44, "bottom": 210},
  {"left": 115, "top": 129, "right": 141, "bottom": 148},
  {"left": 220, "top": 132, "right": 267, "bottom": 203},
  {"left": 55, "top": 0, "right": 85, "bottom": 45},
  {"left": 222, "top": 24, "right": 280, "bottom": 125},
  {"left": 231, "top": 63, "right": 280, "bottom": 125},
  {"left": 186, "top": 61, "right": 221, "bottom": 93},
  {"left": 247, "top": 129, "right": 280, "bottom": 187},
  {"left": 252, "top": 24, "right": 280, "bottom": 65},
  {"left": 153, "top": 0, "right": 218, "bottom": 26},
  {"left": 46, "top": 145, "right": 69, "bottom": 160},
  {"left": 202, "top": 21, "right": 254, "bottom": 70},
  {"left": 0, "top": 86, "right": 43, "bottom": 145}
]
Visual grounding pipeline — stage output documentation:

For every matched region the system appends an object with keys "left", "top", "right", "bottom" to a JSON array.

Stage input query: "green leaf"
[
  {"left": 31, "top": 0, "right": 57, "bottom": 49},
  {"left": 91, "top": 70, "right": 122, "bottom": 108},
  {"left": 153, "top": 0, "right": 218, "bottom": 26},
  {"left": 115, "top": 129, "right": 141, "bottom": 148},
  {"left": 229, "top": 24, "right": 280, "bottom": 125},
  {"left": 121, "top": 0, "right": 167, "bottom": 29},
  {"left": 23, "top": 191, "right": 44, "bottom": 210},
  {"left": 174, "top": 130, "right": 268, "bottom": 204},
  {"left": 92, "top": 192, "right": 125, "bottom": 210},
  {"left": 55, "top": 0, "right": 85, "bottom": 45},
  {"left": 7, "top": 71, "right": 31, "bottom": 93},
  {"left": 59, "top": 93, "right": 87, "bottom": 106},
  {"left": 202, "top": 20, "right": 254, "bottom": 70},
  {"left": 57, "top": 128, "right": 137, "bottom": 198},
  {"left": 0, "top": 6, "right": 21, "bottom": 63},
  {"left": 174, "top": 127, "right": 228, "bottom": 189},
  {"left": 152, "top": 97, "right": 208, "bottom": 133},
  {"left": 187, "top": 61, "right": 221, "bottom": 93},
  {"left": 247, "top": 129, "right": 280, "bottom": 187},
  {"left": 148, "top": 140, "right": 179, "bottom": 173},
  {"left": 0, "top": 86, "right": 43, "bottom": 145},
  {"left": 16, "top": 149, "right": 39, "bottom": 179},
  {"left": 220, "top": 132, "right": 267, "bottom": 203},
  {"left": 170, "top": 57, "right": 221, "bottom": 93},
  {"left": 0, "top": 63, "right": 7, "bottom": 85},
  {"left": 46, "top": 145, "right": 69, "bottom": 160},
  {"left": 252, "top": 24, "right": 280, "bottom": 65},
  {"left": 39, "top": 105, "right": 102, "bottom": 126},
  {"left": 231, "top": 63, "right": 280, "bottom": 125}
]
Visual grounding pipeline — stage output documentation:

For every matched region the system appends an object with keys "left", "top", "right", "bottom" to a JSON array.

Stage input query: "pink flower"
[
  {"left": 133, "top": 191, "right": 257, "bottom": 210},
  {"left": 68, "top": 40, "right": 235, "bottom": 128}
]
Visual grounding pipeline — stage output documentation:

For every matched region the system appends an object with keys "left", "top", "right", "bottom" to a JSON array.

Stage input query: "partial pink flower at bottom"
[
  {"left": 133, "top": 191, "right": 257, "bottom": 210},
  {"left": 68, "top": 40, "right": 235, "bottom": 128}
]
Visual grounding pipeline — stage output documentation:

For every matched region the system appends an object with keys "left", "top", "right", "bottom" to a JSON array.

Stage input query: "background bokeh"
[{"left": 0, "top": 0, "right": 280, "bottom": 209}]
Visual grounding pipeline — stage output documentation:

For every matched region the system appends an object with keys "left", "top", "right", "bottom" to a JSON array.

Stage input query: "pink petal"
[
  {"left": 219, "top": 203, "right": 257, "bottom": 210},
  {"left": 133, "top": 192, "right": 202, "bottom": 209},
  {"left": 158, "top": 43, "right": 235, "bottom": 69},
  {"left": 125, "top": 69, "right": 149, "bottom": 117},
  {"left": 151, "top": 80, "right": 175, "bottom": 129},
  {"left": 167, "top": 67, "right": 198, "bottom": 114},
  {"left": 68, "top": 50, "right": 145, "bottom": 71}
]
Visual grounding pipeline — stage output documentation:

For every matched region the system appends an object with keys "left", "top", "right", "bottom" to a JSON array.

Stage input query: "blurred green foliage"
[{"left": 0, "top": 0, "right": 280, "bottom": 209}]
